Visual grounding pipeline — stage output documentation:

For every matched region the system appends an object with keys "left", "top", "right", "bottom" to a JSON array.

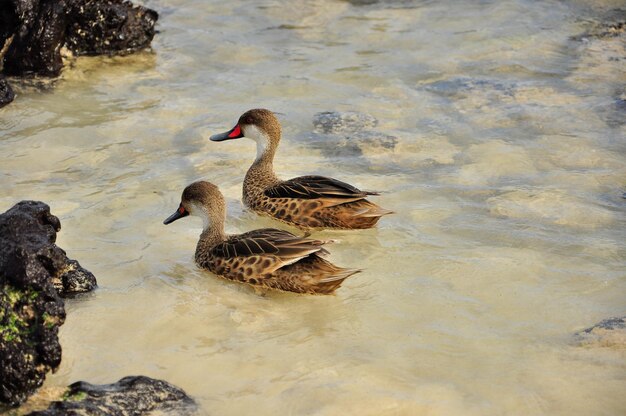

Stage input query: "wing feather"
[
  {"left": 264, "top": 175, "right": 377, "bottom": 200},
  {"left": 211, "top": 228, "right": 327, "bottom": 272}
]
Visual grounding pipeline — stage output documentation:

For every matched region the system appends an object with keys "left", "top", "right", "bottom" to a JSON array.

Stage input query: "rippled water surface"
[{"left": 2, "top": 0, "right": 626, "bottom": 414}]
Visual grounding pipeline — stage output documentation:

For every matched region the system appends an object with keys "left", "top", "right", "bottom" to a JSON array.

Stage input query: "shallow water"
[{"left": 2, "top": 0, "right": 626, "bottom": 414}]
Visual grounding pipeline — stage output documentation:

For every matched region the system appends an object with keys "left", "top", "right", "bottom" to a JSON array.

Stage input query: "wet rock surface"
[
  {"left": 0, "top": 202, "right": 69, "bottom": 406},
  {"left": 310, "top": 111, "right": 397, "bottom": 158},
  {"left": 28, "top": 376, "right": 197, "bottom": 416},
  {"left": 575, "top": 316, "right": 626, "bottom": 349},
  {"left": 0, "top": 74, "right": 15, "bottom": 107},
  {"left": 0, "top": 201, "right": 97, "bottom": 297},
  {"left": 0, "top": 201, "right": 97, "bottom": 406},
  {"left": 65, "top": 0, "right": 159, "bottom": 57},
  {"left": 2, "top": 0, "right": 69, "bottom": 77}
]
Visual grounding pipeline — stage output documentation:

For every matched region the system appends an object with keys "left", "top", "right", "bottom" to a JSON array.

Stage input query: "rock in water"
[
  {"left": 313, "top": 111, "right": 378, "bottom": 134},
  {"left": 28, "top": 376, "right": 196, "bottom": 416},
  {"left": 0, "top": 0, "right": 158, "bottom": 77},
  {"left": 575, "top": 316, "right": 626, "bottom": 349},
  {"left": 0, "top": 201, "right": 97, "bottom": 296},
  {"left": 0, "top": 75, "right": 15, "bottom": 108},
  {"left": 65, "top": 0, "right": 159, "bottom": 56},
  {"left": 2, "top": 0, "right": 69, "bottom": 76},
  {"left": 310, "top": 111, "right": 397, "bottom": 158},
  {"left": 0, "top": 201, "right": 97, "bottom": 406},
  {"left": 0, "top": 202, "right": 65, "bottom": 406}
]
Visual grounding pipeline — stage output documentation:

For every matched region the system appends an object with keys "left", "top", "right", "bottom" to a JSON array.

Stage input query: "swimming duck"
[
  {"left": 163, "top": 181, "right": 359, "bottom": 294},
  {"left": 210, "top": 109, "right": 392, "bottom": 230}
]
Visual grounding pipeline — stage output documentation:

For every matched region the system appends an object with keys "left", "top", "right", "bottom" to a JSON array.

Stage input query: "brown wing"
[
  {"left": 264, "top": 175, "right": 378, "bottom": 200},
  {"left": 210, "top": 228, "right": 328, "bottom": 272}
]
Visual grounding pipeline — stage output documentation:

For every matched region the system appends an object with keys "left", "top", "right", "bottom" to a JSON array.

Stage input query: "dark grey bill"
[{"left": 164, "top": 205, "right": 189, "bottom": 224}]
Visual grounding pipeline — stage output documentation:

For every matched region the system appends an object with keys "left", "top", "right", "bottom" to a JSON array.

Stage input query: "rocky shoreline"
[
  {"left": 0, "top": 202, "right": 194, "bottom": 414},
  {"left": 0, "top": 2, "right": 193, "bottom": 412}
]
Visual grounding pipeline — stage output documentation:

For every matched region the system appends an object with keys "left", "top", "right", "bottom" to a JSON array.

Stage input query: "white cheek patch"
[
  {"left": 188, "top": 202, "right": 211, "bottom": 229},
  {"left": 242, "top": 124, "right": 270, "bottom": 161}
]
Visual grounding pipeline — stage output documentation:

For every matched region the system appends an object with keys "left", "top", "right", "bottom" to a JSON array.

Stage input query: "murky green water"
[{"left": 2, "top": 0, "right": 625, "bottom": 414}]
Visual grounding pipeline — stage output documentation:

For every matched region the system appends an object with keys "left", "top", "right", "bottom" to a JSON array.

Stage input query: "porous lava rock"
[
  {"left": 0, "top": 201, "right": 96, "bottom": 406},
  {"left": 65, "top": 0, "right": 159, "bottom": 56},
  {"left": 2, "top": 0, "right": 70, "bottom": 77},
  {"left": 28, "top": 376, "right": 197, "bottom": 416},
  {"left": 0, "top": 201, "right": 97, "bottom": 296},
  {"left": 0, "top": 0, "right": 158, "bottom": 77}
]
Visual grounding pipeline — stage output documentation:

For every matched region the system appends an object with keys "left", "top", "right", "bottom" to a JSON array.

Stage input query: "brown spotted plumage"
[
  {"left": 210, "top": 109, "right": 393, "bottom": 230},
  {"left": 164, "top": 181, "right": 360, "bottom": 294}
]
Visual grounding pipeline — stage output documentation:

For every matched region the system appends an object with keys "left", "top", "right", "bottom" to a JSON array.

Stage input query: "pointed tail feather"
[
  {"left": 315, "top": 268, "right": 361, "bottom": 294},
  {"left": 319, "top": 268, "right": 361, "bottom": 283},
  {"left": 358, "top": 207, "right": 394, "bottom": 218}
]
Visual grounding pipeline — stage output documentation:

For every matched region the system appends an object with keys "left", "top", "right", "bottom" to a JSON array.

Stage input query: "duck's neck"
[
  {"left": 195, "top": 216, "right": 226, "bottom": 259},
  {"left": 245, "top": 135, "right": 280, "bottom": 189}
]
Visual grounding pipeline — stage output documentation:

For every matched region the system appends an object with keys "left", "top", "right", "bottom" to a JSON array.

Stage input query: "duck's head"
[
  {"left": 210, "top": 109, "right": 282, "bottom": 154},
  {"left": 163, "top": 181, "right": 225, "bottom": 229}
]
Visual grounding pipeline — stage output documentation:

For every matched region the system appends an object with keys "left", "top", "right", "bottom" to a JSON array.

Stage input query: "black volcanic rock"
[
  {"left": 0, "top": 201, "right": 97, "bottom": 297},
  {"left": 0, "top": 0, "right": 158, "bottom": 78},
  {"left": 28, "top": 376, "right": 196, "bottom": 416},
  {"left": 65, "top": 0, "right": 158, "bottom": 56},
  {"left": 2, "top": 0, "right": 69, "bottom": 77},
  {"left": 0, "top": 201, "right": 65, "bottom": 406},
  {"left": 0, "top": 75, "right": 15, "bottom": 108},
  {"left": 0, "top": 201, "right": 96, "bottom": 406}
]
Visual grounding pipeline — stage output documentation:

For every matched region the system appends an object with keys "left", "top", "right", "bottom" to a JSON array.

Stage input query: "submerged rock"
[
  {"left": 28, "top": 376, "right": 196, "bottom": 416},
  {"left": 570, "top": 9, "right": 626, "bottom": 41},
  {"left": 0, "top": 201, "right": 96, "bottom": 406},
  {"left": 567, "top": 9, "right": 626, "bottom": 127},
  {"left": 574, "top": 316, "right": 626, "bottom": 349},
  {"left": 313, "top": 111, "right": 378, "bottom": 134},
  {"left": 487, "top": 188, "right": 614, "bottom": 229},
  {"left": 310, "top": 111, "right": 397, "bottom": 158},
  {"left": 0, "top": 74, "right": 15, "bottom": 107},
  {"left": 421, "top": 77, "right": 514, "bottom": 99},
  {"left": 309, "top": 130, "right": 398, "bottom": 158}
]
